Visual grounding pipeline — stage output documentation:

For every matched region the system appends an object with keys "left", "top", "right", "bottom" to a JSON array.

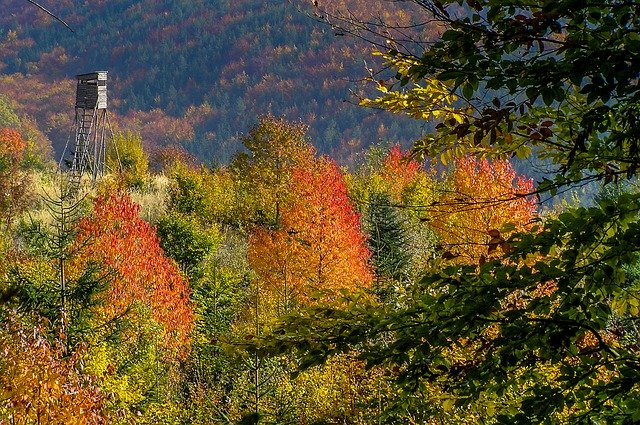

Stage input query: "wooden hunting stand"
[{"left": 66, "top": 71, "right": 111, "bottom": 194}]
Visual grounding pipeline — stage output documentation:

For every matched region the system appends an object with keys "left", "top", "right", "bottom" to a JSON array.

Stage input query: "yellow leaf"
[{"left": 442, "top": 398, "right": 455, "bottom": 411}]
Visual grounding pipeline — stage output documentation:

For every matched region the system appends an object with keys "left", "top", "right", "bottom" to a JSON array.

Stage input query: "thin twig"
[{"left": 26, "top": 0, "right": 74, "bottom": 32}]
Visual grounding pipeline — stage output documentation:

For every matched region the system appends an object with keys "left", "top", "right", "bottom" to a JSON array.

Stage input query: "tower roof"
[{"left": 76, "top": 71, "right": 107, "bottom": 81}]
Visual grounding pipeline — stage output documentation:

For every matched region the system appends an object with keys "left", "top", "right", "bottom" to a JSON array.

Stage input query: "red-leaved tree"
[
  {"left": 76, "top": 193, "right": 193, "bottom": 356},
  {"left": 381, "top": 144, "right": 422, "bottom": 201}
]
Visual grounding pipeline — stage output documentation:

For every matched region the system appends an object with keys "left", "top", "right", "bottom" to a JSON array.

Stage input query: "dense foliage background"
[{"left": 0, "top": 0, "right": 431, "bottom": 163}]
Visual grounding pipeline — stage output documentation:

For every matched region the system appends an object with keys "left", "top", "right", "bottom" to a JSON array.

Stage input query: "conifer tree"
[
  {"left": 366, "top": 192, "right": 410, "bottom": 292},
  {"left": 9, "top": 190, "right": 105, "bottom": 351}
]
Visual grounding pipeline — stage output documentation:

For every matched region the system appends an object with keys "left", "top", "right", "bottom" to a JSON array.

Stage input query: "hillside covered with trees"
[{"left": 0, "top": 0, "right": 433, "bottom": 163}]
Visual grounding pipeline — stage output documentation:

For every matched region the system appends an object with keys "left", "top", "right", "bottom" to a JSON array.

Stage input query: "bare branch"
[{"left": 25, "top": 0, "right": 74, "bottom": 33}]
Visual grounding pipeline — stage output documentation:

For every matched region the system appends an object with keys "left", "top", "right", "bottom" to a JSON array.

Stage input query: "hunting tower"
[{"left": 67, "top": 71, "right": 110, "bottom": 193}]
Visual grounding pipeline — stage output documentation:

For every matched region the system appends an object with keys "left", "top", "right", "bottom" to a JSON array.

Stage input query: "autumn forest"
[{"left": 2, "top": 1, "right": 640, "bottom": 424}]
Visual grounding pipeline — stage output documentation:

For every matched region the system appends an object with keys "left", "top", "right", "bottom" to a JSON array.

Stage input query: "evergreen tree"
[
  {"left": 9, "top": 191, "right": 106, "bottom": 350},
  {"left": 366, "top": 192, "right": 410, "bottom": 291}
]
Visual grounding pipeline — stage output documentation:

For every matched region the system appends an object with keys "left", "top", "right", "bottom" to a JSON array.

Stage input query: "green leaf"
[{"left": 462, "top": 82, "right": 474, "bottom": 99}]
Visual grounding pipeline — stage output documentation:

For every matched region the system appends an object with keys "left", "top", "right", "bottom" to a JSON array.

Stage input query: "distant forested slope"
[{"left": 0, "top": 0, "right": 433, "bottom": 163}]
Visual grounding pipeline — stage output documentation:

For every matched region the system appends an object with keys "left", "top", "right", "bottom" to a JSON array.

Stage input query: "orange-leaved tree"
[
  {"left": 76, "top": 193, "right": 193, "bottom": 355},
  {"left": 431, "top": 156, "right": 536, "bottom": 263},
  {"left": 249, "top": 157, "right": 372, "bottom": 309},
  {"left": 243, "top": 156, "right": 374, "bottom": 422},
  {"left": 0, "top": 313, "right": 105, "bottom": 424},
  {"left": 0, "top": 127, "right": 26, "bottom": 161},
  {"left": 0, "top": 128, "right": 31, "bottom": 229},
  {"left": 287, "top": 158, "right": 373, "bottom": 294}
]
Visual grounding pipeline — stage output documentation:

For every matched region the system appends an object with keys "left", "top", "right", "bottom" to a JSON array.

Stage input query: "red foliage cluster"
[
  {"left": 0, "top": 128, "right": 26, "bottom": 162},
  {"left": 381, "top": 144, "right": 422, "bottom": 200},
  {"left": 383, "top": 145, "right": 420, "bottom": 179},
  {"left": 77, "top": 193, "right": 193, "bottom": 356}
]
